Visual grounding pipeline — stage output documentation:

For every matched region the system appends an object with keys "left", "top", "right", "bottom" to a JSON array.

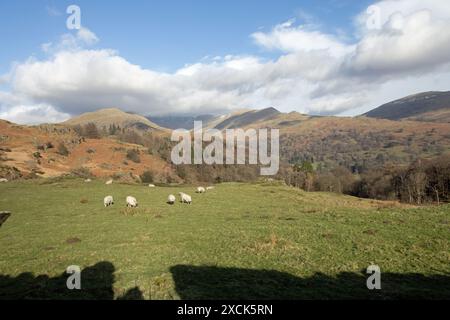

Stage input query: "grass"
[{"left": 0, "top": 179, "right": 449, "bottom": 299}]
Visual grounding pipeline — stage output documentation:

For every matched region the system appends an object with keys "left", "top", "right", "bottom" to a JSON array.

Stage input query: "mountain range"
[
  {"left": 60, "top": 90, "right": 450, "bottom": 131},
  {"left": 1, "top": 91, "right": 449, "bottom": 180}
]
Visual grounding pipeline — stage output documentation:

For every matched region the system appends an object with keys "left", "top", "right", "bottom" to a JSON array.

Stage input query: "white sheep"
[
  {"left": 167, "top": 194, "right": 176, "bottom": 205},
  {"left": 85, "top": 178, "right": 92, "bottom": 183},
  {"left": 103, "top": 195, "right": 114, "bottom": 207},
  {"left": 126, "top": 196, "right": 138, "bottom": 208},
  {"left": 105, "top": 179, "right": 113, "bottom": 185},
  {"left": 179, "top": 192, "right": 192, "bottom": 204},
  {"left": 206, "top": 186, "right": 214, "bottom": 190},
  {"left": 0, "top": 178, "right": 8, "bottom": 183},
  {"left": 196, "top": 186, "right": 206, "bottom": 193},
  {"left": 148, "top": 184, "right": 155, "bottom": 188}
]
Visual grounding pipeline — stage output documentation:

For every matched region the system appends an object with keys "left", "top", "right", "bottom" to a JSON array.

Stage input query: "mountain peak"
[
  {"left": 63, "top": 107, "right": 164, "bottom": 131},
  {"left": 260, "top": 107, "right": 280, "bottom": 113},
  {"left": 364, "top": 91, "right": 450, "bottom": 123}
]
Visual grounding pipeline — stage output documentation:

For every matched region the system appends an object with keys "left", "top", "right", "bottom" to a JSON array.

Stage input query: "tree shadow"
[
  {"left": 0, "top": 261, "right": 144, "bottom": 300},
  {"left": 3, "top": 262, "right": 449, "bottom": 299},
  {"left": 170, "top": 265, "right": 450, "bottom": 300}
]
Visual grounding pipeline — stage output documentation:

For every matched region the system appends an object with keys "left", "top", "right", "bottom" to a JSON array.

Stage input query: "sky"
[{"left": 1, "top": 0, "right": 450, "bottom": 124}]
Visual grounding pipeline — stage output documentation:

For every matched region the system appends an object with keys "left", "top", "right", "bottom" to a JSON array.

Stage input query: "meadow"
[{"left": 0, "top": 178, "right": 449, "bottom": 299}]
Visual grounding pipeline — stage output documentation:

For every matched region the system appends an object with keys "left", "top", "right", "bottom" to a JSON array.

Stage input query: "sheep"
[
  {"left": 103, "top": 195, "right": 114, "bottom": 207},
  {"left": 126, "top": 196, "right": 138, "bottom": 208},
  {"left": 206, "top": 186, "right": 214, "bottom": 190},
  {"left": 167, "top": 194, "right": 176, "bottom": 205},
  {"left": 148, "top": 184, "right": 155, "bottom": 188},
  {"left": 85, "top": 178, "right": 92, "bottom": 183},
  {"left": 105, "top": 179, "right": 113, "bottom": 185},
  {"left": 179, "top": 192, "right": 192, "bottom": 204},
  {"left": 0, "top": 178, "right": 8, "bottom": 183},
  {"left": 196, "top": 186, "right": 206, "bottom": 193}
]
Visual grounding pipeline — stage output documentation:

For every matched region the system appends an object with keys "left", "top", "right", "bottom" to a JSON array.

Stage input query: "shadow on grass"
[
  {"left": 2, "top": 263, "right": 449, "bottom": 299},
  {"left": 170, "top": 265, "right": 450, "bottom": 300},
  {"left": 0, "top": 261, "right": 143, "bottom": 300}
]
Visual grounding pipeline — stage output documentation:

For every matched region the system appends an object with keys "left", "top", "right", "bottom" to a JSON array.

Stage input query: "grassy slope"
[{"left": 0, "top": 180, "right": 449, "bottom": 299}]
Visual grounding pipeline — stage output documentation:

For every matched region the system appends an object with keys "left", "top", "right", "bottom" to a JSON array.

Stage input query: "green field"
[{"left": 0, "top": 179, "right": 449, "bottom": 299}]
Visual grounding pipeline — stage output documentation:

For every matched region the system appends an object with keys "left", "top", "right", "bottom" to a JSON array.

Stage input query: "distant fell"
[
  {"left": 150, "top": 114, "right": 216, "bottom": 130},
  {"left": 212, "top": 107, "right": 281, "bottom": 130},
  {"left": 63, "top": 108, "right": 165, "bottom": 131},
  {"left": 364, "top": 91, "right": 450, "bottom": 123}
]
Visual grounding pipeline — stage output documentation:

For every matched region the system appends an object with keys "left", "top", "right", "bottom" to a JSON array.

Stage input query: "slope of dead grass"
[{"left": 0, "top": 120, "right": 173, "bottom": 178}]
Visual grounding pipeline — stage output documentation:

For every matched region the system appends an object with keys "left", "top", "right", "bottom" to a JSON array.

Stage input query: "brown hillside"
[
  {"left": 405, "top": 108, "right": 450, "bottom": 123},
  {"left": 0, "top": 119, "right": 176, "bottom": 180},
  {"left": 277, "top": 116, "right": 450, "bottom": 170}
]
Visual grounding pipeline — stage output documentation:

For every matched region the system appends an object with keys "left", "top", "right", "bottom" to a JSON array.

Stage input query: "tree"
[
  {"left": 140, "top": 170, "right": 154, "bottom": 183},
  {"left": 291, "top": 161, "right": 315, "bottom": 191},
  {"left": 126, "top": 149, "right": 141, "bottom": 163},
  {"left": 119, "top": 130, "right": 143, "bottom": 145},
  {"left": 83, "top": 123, "right": 100, "bottom": 139},
  {"left": 57, "top": 142, "right": 69, "bottom": 156},
  {"left": 409, "top": 171, "right": 427, "bottom": 204}
]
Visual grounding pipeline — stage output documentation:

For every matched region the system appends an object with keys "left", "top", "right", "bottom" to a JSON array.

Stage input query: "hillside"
[
  {"left": 149, "top": 107, "right": 309, "bottom": 131},
  {"left": 190, "top": 106, "right": 450, "bottom": 171},
  {"left": 2, "top": 97, "right": 450, "bottom": 181},
  {"left": 63, "top": 108, "right": 166, "bottom": 132},
  {"left": 364, "top": 91, "right": 450, "bottom": 123},
  {"left": 0, "top": 119, "right": 176, "bottom": 180},
  {"left": 149, "top": 114, "right": 216, "bottom": 130},
  {"left": 277, "top": 116, "right": 450, "bottom": 171},
  {"left": 211, "top": 109, "right": 311, "bottom": 130},
  {"left": 211, "top": 107, "right": 281, "bottom": 130}
]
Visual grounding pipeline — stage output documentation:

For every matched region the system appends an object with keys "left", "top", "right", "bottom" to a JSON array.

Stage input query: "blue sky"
[
  {"left": 1, "top": 0, "right": 450, "bottom": 123},
  {"left": 0, "top": 0, "right": 372, "bottom": 73}
]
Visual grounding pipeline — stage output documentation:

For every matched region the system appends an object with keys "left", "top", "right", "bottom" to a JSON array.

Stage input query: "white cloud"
[
  {"left": 1, "top": 1, "right": 450, "bottom": 124},
  {"left": 76, "top": 27, "right": 99, "bottom": 46},
  {"left": 0, "top": 103, "right": 70, "bottom": 124},
  {"left": 355, "top": 0, "right": 450, "bottom": 30},
  {"left": 42, "top": 27, "right": 99, "bottom": 54},
  {"left": 251, "top": 19, "right": 354, "bottom": 57},
  {"left": 346, "top": 9, "right": 450, "bottom": 77}
]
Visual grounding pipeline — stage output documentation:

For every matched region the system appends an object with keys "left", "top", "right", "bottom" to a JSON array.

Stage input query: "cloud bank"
[{"left": 1, "top": 0, "right": 450, "bottom": 124}]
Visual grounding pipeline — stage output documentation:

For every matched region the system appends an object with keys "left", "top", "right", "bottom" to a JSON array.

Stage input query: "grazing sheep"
[
  {"left": 179, "top": 192, "right": 192, "bottom": 204},
  {"left": 206, "top": 186, "right": 214, "bottom": 190},
  {"left": 105, "top": 179, "right": 113, "bottom": 185},
  {"left": 196, "top": 187, "right": 206, "bottom": 193},
  {"left": 167, "top": 194, "right": 176, "bottom": 205},
  {"left": 148, "top": 184, "right": 155, "bottom": 188},
  {"left": 103, "top": 196, "right": 114, "bottom": 207},
  {"left": 85, "top": 178, "right": 92, "bottom": 183},
  {"left": 126, "top": 196, "right": 138, "bottom": 208},
  {"left": 0, "top": 178, "right": 8, "bottom": 183}
]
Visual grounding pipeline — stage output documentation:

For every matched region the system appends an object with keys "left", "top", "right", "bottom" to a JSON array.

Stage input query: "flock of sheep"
[{"left": 100, "top": 179, "right": 214, "bottom": 208}]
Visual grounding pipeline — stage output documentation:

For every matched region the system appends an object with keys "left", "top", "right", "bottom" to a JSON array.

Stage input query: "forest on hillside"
[{"left": 69, "top": 122, "right": 450, "bottom": 205}]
